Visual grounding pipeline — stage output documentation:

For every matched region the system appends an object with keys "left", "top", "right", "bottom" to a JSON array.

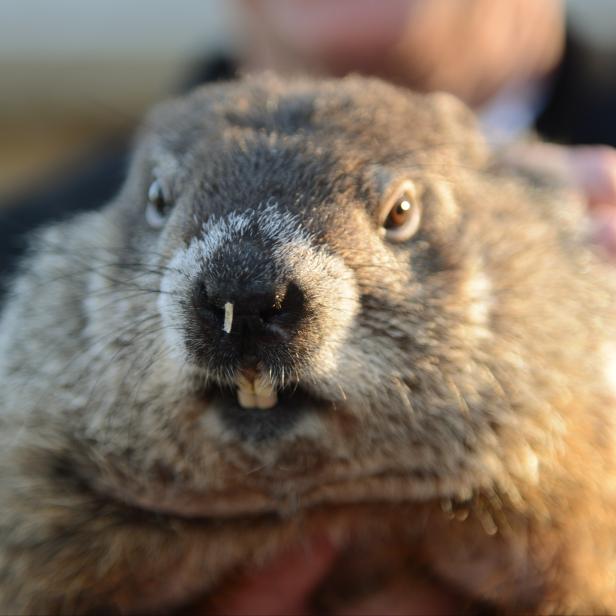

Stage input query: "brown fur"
[{"left": 1, "top": 74, "right": 616, "bottom": 613}]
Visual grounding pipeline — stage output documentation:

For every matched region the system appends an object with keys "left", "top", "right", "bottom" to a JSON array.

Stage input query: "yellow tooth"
[
  {"left": 236, "top": 370, "right": 278, "bottom": 410},
  {"left": 255, "top": 391, "right": 278, "bottom": 409},
  {"left": 254, "top": 376, "right": 275, "bottom": 397},
  {"left": 236, "top": 373, "right": 256, "bottom": 394},
  {"left": 237, "top": 388, "right": 257, "bottom": 409}
]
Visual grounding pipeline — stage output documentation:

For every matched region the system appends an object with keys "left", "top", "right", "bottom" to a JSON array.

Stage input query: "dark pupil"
[
  {"left": 388, "top": 197, "right": 411, "bottom": 226},
  {"left": 149, "top": 181, "right": 167, "bottom": 213}
]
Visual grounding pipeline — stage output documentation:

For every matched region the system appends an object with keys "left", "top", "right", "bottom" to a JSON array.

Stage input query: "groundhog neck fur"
[{"left": 1, "top": 74, "right": 616, "bottom": 614}]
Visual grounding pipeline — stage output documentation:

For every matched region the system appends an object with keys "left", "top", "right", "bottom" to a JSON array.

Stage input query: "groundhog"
[{"left": 1, "top": 74, "right": 616, "bottom": 614}]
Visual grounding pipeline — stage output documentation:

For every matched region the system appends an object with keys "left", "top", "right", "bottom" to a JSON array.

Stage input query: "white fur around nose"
[{"left": 157, "top": 204, "right": 359, "bottom": 384}]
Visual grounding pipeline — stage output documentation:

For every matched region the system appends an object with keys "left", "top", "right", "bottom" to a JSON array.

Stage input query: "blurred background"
[
  {"left": 0, "top": 0, "right": 615, "bottom": 205},
  {"left": 0, "top": 0, "right": 237, "bottom": 203}
]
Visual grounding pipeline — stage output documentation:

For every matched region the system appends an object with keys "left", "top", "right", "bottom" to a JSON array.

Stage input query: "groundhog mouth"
[
  {"left": 203, "top": 368, "right": 334, "bottom": 416},
  {"left": 234, "top": 369, "right": 294, "bottom": 410},
  {"left": 207, "top": 383, "right": 330, "bottom": 413}
]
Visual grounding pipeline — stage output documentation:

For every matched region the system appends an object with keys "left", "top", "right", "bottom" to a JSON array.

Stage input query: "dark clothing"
[
  {"left": 537, "top": 33, "right": 616, "bottom": 146},
  {"left": 2, "top": 36, "right": 616, "bottom": 296}
]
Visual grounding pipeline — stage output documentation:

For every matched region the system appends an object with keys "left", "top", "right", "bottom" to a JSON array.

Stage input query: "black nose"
[{"left": 193, "top": 279, "right": 306, "bottom": 361}]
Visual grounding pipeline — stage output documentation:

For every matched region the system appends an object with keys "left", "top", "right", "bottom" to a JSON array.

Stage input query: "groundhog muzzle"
[{"left": 1, "top": 74, "right": 616, "bottom": 614}]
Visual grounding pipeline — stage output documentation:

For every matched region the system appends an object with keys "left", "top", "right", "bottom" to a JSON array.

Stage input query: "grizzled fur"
[{"left": 1, "top": 75, "right": 616, "bottom": 613}]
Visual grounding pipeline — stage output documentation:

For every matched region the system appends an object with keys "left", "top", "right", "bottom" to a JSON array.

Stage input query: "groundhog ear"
[{"left": 427, "top": 91, "right": 489, "bottom": 167}]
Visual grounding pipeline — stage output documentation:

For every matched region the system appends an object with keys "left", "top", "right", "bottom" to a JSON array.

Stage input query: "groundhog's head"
[{"left": 84, "top": 75, "right": 593, "bottom": 517}]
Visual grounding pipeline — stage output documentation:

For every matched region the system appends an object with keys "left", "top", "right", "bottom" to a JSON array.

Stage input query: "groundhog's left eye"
[
  {"left": 145, "top": 179, "right": 172, "bottom": 229},
  {"left": 381, "top": 180, "right": 421, "bottom": 242}
]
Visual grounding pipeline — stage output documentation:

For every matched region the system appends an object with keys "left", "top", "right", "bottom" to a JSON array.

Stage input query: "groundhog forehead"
[{"left": 141, "top": 74, "right": 487, "bottom": 172}]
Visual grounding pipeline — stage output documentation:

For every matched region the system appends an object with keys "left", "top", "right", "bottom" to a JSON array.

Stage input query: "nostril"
[
  {"left": 261, "top": 281, "right": 305, "bottom": 327},
  {"left": 259, "top": 292, "right": 284, "bottom": 323},
  {"left": 280, "top": 281, "right": 305, "bottom": 315},
  {"left": 193, "top": 280, "right": 225, "bottom": 326},
  {"left": 192, "top": 277, "right": 306, "bottom": 342}
]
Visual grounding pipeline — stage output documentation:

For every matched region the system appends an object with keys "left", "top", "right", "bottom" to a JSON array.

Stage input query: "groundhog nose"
[{"left": 193, "top": 279, "right": 306, "bottom": 354}]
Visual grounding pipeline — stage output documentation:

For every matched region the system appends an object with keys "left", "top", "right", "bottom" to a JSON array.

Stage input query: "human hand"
[
  {"left": 502, "top": 142, "right": 616, "bottom": 255},
  {"left": 204, "top": 537, "right": 459, "bottom": 615},
  {"left": 567, "top": 146, "right": 616, "bottom": 256}
]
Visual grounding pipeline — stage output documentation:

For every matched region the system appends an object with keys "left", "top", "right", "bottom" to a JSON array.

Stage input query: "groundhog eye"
[
  {"left": 145, "top": 179, "right": 172, "bottom": 229},
  {"left": 381, "top": 180, "right": 421, "bottom": 242}
]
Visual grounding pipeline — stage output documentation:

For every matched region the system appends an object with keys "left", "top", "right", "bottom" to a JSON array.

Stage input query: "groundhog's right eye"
[{"left": 145, "top": 179, "right": 172, "bottom": 229}]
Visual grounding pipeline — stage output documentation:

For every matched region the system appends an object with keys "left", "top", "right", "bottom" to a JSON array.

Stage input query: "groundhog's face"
[{"left": 94, "top": 76, "right": 505, "bottom": 516}]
